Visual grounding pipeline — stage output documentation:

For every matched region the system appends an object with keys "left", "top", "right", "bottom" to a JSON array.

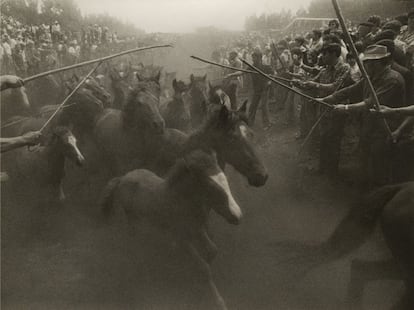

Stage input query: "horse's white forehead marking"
[
  {"left": 209, "top": 172, "right": 242, "bottom": 220},
  {"left": 239, "top": 124, "right": 249, "bottom": 139},
  {"left": 67, "top": 135, "right": 77, "bottom": 145}
]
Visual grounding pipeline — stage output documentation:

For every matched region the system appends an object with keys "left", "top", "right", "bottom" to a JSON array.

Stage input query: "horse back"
[{"left": 117, "top": 169, "right": 163, "bottom": 215}]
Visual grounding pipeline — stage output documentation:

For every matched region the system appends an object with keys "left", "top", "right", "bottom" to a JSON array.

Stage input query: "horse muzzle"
[
  {"left": 76, "top": 154, "right": 86, "bottom": 167},
  {"left": 248, "top": 173, "right": 268, "bottom": 187}
]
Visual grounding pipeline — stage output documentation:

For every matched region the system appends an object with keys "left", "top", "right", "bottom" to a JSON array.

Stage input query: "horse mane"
[
  {"left": 165, "top": 149, "right": 216, "bottom": 188},
  {"left": 182, "top": 107, "right": 245, "bottom": 154}
]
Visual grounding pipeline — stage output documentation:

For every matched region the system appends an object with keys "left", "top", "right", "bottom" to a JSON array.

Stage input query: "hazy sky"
[{"left": 75, "top": 0, "right": 312, "bottom": 33}]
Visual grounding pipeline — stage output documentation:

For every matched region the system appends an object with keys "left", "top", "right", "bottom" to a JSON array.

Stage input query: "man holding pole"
[
  {"left": 324, "top": 45, "right": 406, "bottom": 186},
  {"left": 294, "top": 43, "right": 350, "bottom": 178}
]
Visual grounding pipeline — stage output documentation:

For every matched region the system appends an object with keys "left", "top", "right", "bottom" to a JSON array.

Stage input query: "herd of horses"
[{"left": 1, "top": 61, "right": 413, "bottom": 309}]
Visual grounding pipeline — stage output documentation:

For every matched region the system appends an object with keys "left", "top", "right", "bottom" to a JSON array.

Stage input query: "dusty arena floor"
[{"left": 1, "top": 112, "right": 404, "bottom": 310}]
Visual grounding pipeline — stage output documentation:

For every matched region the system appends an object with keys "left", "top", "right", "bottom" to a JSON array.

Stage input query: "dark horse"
[
  {"left": 3, "top": 85, "right": 105, "bottom": 143},
  {"left": 94, "top": 80, "right": 165, "bottom": 176},
  {"left": 162, "top": 79, "right": 191, "bottom": 132},
  {"left": 101, "top": 149, "right": 241, "bottom": 310},
  {"left": 2, "top": 126, "right": 85, "bottom": 202},
  {"left": 188, "top": 74, "right": 208, "bottom": 130},
  {"left": 149, "top": 94, "right": 268, "bottom": 187},
  {"left": 271, "top": 182, "right": 414, "bottom": 309}
]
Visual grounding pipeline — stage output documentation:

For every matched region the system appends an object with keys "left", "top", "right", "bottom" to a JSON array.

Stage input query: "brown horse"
[
  {"left": 162, "top": 79, "right": 191, "bottom": 132},
  {"left": 272, "top": 182, "right": 414, "bottom": 309},
  {"left": 150, "top": 85, "right": 268, "bottom": 187},
  {"left": 188, "top": 74, "right": 208, "bottom": 130},
  {"left": 65, "top": 74, "right": 112, "bottom": 108},
  {"left": 108, "top": 65, "right": 132, "bottom": 109},
  {"left": 2, "top": 126, "right": 85, "bottom": 201},
  {"left": 2, "top": 86, "right": 105, "bottom": 142},
  {"left": 93, "top": 84, "right": 165, "bottom": 176},
  {"left": 101, "top": 149, "right": 241, "bottom": 310}
]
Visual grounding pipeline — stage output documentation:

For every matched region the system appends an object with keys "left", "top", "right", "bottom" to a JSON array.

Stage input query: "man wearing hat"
[
  {"left": 325, "top": 45, "right": 406, "bottom": 186},
  {"left": 248, "top": 47, "right": 274, "bottom": 129}
]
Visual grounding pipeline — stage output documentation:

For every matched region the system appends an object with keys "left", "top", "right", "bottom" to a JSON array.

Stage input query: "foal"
[{"left": 101, "top": 149, "right": 242, "bottom": 310}]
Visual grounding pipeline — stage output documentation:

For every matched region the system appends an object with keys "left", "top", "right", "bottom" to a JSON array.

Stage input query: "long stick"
[
  {"left": 190, "top": 56, "right": 292, "bottom": 83},
  {"left": 23, "top": 44, "right": 173, "bottom": 83},
  {"left": 239, "top": 58, "right": 334, "bottom": 109},
  {"left": 331, "top": 0, "right": 392, "bottom": 138},
  {"left": 39, "top": 62, "right": 102, "bottom": 132}
]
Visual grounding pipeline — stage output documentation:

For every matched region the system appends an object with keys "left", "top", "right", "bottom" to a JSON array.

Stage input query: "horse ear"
[
  {"left": 172, "top": 78, "right": 177, "bottom": 90},
  {"left": 136, "top": 72, "right": 143, "bottom": 81},
  {"left": 203, "top": 74, "right": 207, "bottom": 81},
  {"left": 190, "top": 74, "right": 195, "bottom": 83},
  {"left": 238, "top": 99, "right": 248, "bottom": 113},
  {"left": 208, "top": 82, "right": 213, "bottom": 92}
]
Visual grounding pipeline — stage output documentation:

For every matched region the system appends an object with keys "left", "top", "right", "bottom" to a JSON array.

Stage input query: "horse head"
[
  {"left": 135, "top": 70, "right": 162, "bottom": 104},
  {"left": 201, "top": 104, "right": 268, "bottom": 187},
  {"left": 172, "top": 79, "right": 189, "bottom": 96},
  {"left": 49, "top": 126, "right": 85, "bottom": 167},
  {"left": 179, "top": 149, "right": 242, "bottom": 225},
  {"left": 122, "top": 86, "right": 165, "bottom": 134},
  {"left": 84, "top": 76, "right": 112, "bottom": 107},
  {"left": 189, "top": 74, "right": 208, "bottom": 104},
  {"left": 208, "top": 84, "right": 232, "bottom": 110}
]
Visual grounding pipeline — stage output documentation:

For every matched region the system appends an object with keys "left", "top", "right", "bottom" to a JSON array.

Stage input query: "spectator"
[{"left": 329, "top": 45, "right": 406, "bottom": 186}]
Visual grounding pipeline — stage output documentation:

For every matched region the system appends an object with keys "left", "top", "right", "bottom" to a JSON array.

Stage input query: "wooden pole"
[
  {"left": 23, "top": 44, "right": 173, "bottom": 83},
  {"left": 39, "top": 62, "right": 102, "bottom": 132},
  {"left": 331, "top": 0, "right": 393, "bottom": 138},
  {"left": 239, "top": 58, "right": 334, "bottom": 109},
  {"left": 190, "top": 55, "right": 292, "bottom": 83}
]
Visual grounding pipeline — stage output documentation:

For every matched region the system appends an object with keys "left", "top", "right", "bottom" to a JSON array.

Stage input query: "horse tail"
[
  {"left": 321, "top": 183, "right": 405, "bottom": 261},
  {"left": 101, "top": 177, "right": 121, "bottom": 219}
]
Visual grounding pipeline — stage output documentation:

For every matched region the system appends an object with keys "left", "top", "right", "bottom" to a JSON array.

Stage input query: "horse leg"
[
  {"left": 58, "top": 182, "right": 66, "bottom": 202},
  {"left": 347, "top": 258, "right": 400, "bottom": 308},
  {"left": 186, "top": 242, "right": 228, "bottom": 310},
  {"left": 194, "top": 230, "right": 218, "bottom": 264}
]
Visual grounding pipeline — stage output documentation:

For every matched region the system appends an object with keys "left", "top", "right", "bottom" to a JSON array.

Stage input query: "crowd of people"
[
  {"left": 0, "top": 14, "right": 139, "bottom": 77},
  {"left": 206, "top": 11, "right": 413, "bottom": 189}
]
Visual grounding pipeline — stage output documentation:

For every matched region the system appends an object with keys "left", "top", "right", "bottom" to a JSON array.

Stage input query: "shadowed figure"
[
  {"left": 163, "top": 79, "right": 191, "bottom": 132},
  {"left": 101, "top": 149, "right": 242, "bottom": 310},
  {"left": 271, "top": 182, "right": 414, "bottom": 309}
]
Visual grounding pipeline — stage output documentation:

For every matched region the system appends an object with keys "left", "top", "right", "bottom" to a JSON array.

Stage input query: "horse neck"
[
  {"left": 163, "top": 164, "right": 209, "bottom": 221},
  {"left": 190, "top": 86, "right": 205, "bottom": 102},
  {"left": 111, "top": 81, "right": 126, "bottom": 107}
]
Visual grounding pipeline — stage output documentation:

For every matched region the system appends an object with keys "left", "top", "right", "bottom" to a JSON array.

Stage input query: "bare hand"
[
  {"left": 369, "top": 105, "right": 394, "bottom": 116},
  {"left": 22, "top": 131, "right": 42, "bottom": 145},
  {"left": 1, "top": 75, "right": 24, "bottom": 89}
]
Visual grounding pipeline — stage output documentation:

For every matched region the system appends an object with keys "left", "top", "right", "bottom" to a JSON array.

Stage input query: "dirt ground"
[{"left": 1, "top": 108, "right": 404, "bottom": 310}]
